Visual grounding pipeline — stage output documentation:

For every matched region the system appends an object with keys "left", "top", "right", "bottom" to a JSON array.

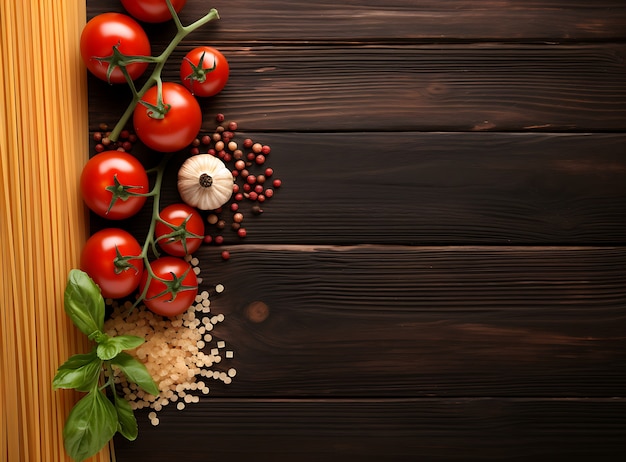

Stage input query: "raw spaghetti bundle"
[{"left": 0, "top": 1, "right": 111, "bottom": 461}]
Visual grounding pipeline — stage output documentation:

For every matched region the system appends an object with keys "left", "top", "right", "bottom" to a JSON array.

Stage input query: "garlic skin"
[{"left": 177, "top": 154, "right": 233, "bottom": 210}]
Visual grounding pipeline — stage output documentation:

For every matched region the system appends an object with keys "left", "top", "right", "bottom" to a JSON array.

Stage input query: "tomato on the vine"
[
  {"left": 120, "top": 0, "right": 187, "bottom": 24},
  {"left": 133, "top": 82, "right": 202, "bottom": 153},
  {"left": 80, "top": 12, "right": 151, "bottom": 84},
  {"left": 155, "top": 203, "right": 204, "bottom": 256},
  {"left": 80, "top": 150, "right": 150, "bottom": 220},
  {"left": 140, "top": 257, "right": 198, "bottom": 317},
  {"left": 80, "top": 228, "right": 144, "bottom": 299},
  {"left": 180, "top": 46, "right": 229, "bottom": 97}
]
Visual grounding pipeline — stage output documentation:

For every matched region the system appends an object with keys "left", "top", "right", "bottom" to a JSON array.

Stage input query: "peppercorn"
[
  {"left": 216, "top": 113, "right": 225, "bottom": 123},
  {"left": 221, "top": 250, "right": 230, "bottom": 260}
]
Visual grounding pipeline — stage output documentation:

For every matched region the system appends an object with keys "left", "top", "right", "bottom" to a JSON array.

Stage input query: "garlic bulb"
[{"left": 177, "top": 154, "right": 233, "bottom": 210}]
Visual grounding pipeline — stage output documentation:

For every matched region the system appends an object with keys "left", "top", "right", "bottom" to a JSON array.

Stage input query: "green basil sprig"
[{"left": 53, "top": 269, "right": 159, "bottom": 462}]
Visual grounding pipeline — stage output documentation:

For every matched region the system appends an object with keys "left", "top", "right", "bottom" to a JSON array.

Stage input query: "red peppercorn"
[
  {"left": 240, "top": 169, "right": 249, "bottom": 179},
  {"left": 122, "top": 141, "right": 133, "bottom": 151},
  {"left": 256, "top": 174, "right": 266, "bottom": 184},
  {"left": 243, "top": 183, "right": 251, "bottom": 192},
  {"left": 247, "top": 191, "right": 258, "bottom": 201},
  {"left": 120, "top": 129, "right": 130, "bottom": 139},
  {"left": 243, "top": 138, "right": 253, "bottom": 149},
  {"left": 233, "top": 212, "right": 244, "bottom": 223},
  {"left": 265, "top": 188, "right": 274, "bottom": 198},
  {"left": 192, "top": 138, "right": 201, "bottom": 147},
  {"left": 215, "top": 235, "right": 224, "bottom": 245},
  {"left": 273, "top": 179, "right": 282, "bottom": 188},
  {"left": 247, "top": 152, "right": 256, "bottom": 161},
  {"left": 208, "top": 148, "right": 216, "bottom": 156},
  {"left": 264, "top": 168, "right": 274, "bottom": 177},
  {"left": 233, "top": 184, "right": 240, "bottom": 193},
  {"left": 216, "top": 113, "right": 225, "bottom": 123},
  {"left": 221, "top": 250, "right": 230, "bottom": 260},
  {"left": 190, "top": 147, "right": 200, "bottom": 155},
  {"left": 93, "top": 132, "right": 102, "bottom": 142},
  {"left": 257, "top": 194, "right": 266, "bottom": 203},
  {"left": 252, "top": 143, "right": 262, "bottom": 154},
  {"left": 261, "top": 145, "right": 271, "bottom": 155},
  {"left": 235, "top": 193, "right": 244, "bottom": 201},
  {"left": 228, "top": 121, "right": 238, "bottom": 131},
  {"left": 247, "top": 175, "right": 257, "bottom": 185},
  {"left": 95, "top": 144, "right": 105, "bottom": 153},
  {"left": 230, "top": 203, "right": 239, "bottom": 212},
  {"left": 237, "top": 228, "right": 247, "bottom": 238},
  {"left": 223, "top": 153, "right": 232, "bottom": 162},
  {"left": 232, "top": 170, "right": 239, "bottom": 177},
  {"left": 235, "top": 160, "right": 246, "bottom": 170},
  {"left": 255, "top": 154, "right": 266, "bottom": 165},
  {"left": 254, "top": 184, "right": 264, "bottom": 194},
  {"left": 203, "top": 235, "right": 213, "bottom": 244}
]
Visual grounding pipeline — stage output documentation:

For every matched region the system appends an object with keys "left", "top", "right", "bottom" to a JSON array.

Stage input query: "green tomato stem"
[{"left": 108, "top": 7, "right": 220, "bottom": 142}]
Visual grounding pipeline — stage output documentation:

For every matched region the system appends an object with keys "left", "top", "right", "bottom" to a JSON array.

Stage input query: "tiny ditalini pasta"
[{"left": 0, "top": 1, "right": 111, "bottom": 461}]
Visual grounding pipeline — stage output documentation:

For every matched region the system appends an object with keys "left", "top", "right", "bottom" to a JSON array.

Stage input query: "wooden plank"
[
  {"left": 88, "top": 44, "right": 626, "bottom": 132},
  {"left": 175, "top": 245, "right": 626, "bottom": 398},
  {"left": 92, "top": 132, "right": 626, "bottom": 245},
  {"left": 88, "top": 1, "right": 626, "bottom": 42},
  {"left": 113, "top": 398, "right": 626, "bottom": 461}
]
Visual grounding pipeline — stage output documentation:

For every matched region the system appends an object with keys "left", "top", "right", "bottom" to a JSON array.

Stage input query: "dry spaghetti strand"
[{"left": 0, "top": 0, "right": 110, "bottom": 461}]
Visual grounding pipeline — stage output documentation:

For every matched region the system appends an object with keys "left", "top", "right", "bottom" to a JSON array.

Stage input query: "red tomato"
[
  {"left": 133, "top": 82, "right": 202, "bottom": 153},
  {"left": 180, "top": 46, "right": 229, "bottom": 97},
  {"left": 155, "top": 203, "right": 205, "bottom": 256},
  {"left": 120, "top": 0, "right": 187, "bottom": 23},
  {"left": 140, "top": 257, "right": 198, "bottom": 317},
  {"left": 80, "top": 228, "right": 144, "bottom": 299},
  {"left": 80, "top": 151, "right": 149, "bottom": 220},
  {"left": 80, "top": 13, "right": 151, "bottom": 84}
]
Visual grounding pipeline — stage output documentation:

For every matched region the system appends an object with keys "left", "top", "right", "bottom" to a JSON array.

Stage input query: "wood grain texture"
[
  {"left": 91, "top": 132, "right": 626, "bottom": 245},
  {"left": 84, "top": 0, "right": 626, "bottom": 460},
  {"left": 113, "top": 398, "right": 626, "bottom": 461},
  {"left": 88, "top": 44, "right": 626, "bottom": 132},
  {"left": 89, "top": 0, "right": 626, "bottom": 42},
  {"left": 189, "top": 245, "right": 626, "bottom": 398}
]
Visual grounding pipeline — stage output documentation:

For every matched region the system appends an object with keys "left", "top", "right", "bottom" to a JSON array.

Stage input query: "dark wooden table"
[{"left": 87, "top": 1, "right": 626, "bottom": 460}]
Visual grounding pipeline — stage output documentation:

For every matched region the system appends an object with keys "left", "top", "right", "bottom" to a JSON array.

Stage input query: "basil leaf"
[
  {"left": 113, "top": 334, "right": 145, "bottom": 351},
  {"left": 96, "top": 335, "right": 144, "bottom": 361},
  {"left": 64, "top": 269, "right": 104, "bottom": 337},
  {"left": 113, "top": 392, "right": 138, "bottom": 441},
  {"left": 52, "top": 349, "right": 102, "bottom": 392},
  {"left": 63, "top": 389, "right": 117, "bottom": 462},
  {"left": 111, "top": 352, "right": 159, "bottom": 396}
]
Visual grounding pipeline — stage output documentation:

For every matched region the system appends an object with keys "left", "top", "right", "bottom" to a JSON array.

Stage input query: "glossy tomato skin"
[
  {"left": 155, "top": 203, "right": 204, "bottom": 256},
  {"left": 120, "top": 0, "right": 187, "bottom": 23},
  {"left": 180, "top": 46, "right": 230, "bottom": 97},
  {"left": 133, "top": 82, "right": 202, "bottom": 153},
  {"left": 80, "top": 228, "right": 144, "bottom": 299},
  {"left": 80, "top": 151, "right": 149, "bottom": 220},
  {"left": 80, "top": 13, "right": 151, "bottom": 84},
  {"left": 140, "top": 257, "right": 198, "bottom": 317}
]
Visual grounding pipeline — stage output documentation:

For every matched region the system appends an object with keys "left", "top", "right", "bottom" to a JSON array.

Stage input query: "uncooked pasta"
[{"left": 0, "top": 0, "right": 111, "bottom": 460}]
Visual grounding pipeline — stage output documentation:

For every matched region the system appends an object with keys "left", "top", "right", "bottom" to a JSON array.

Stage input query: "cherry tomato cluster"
[
  {"left": 79, "top": 2, "right": 227, "bottom": 151},
  {"left": 77, "top": 1, "right": 229, "bottom": 317}
]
